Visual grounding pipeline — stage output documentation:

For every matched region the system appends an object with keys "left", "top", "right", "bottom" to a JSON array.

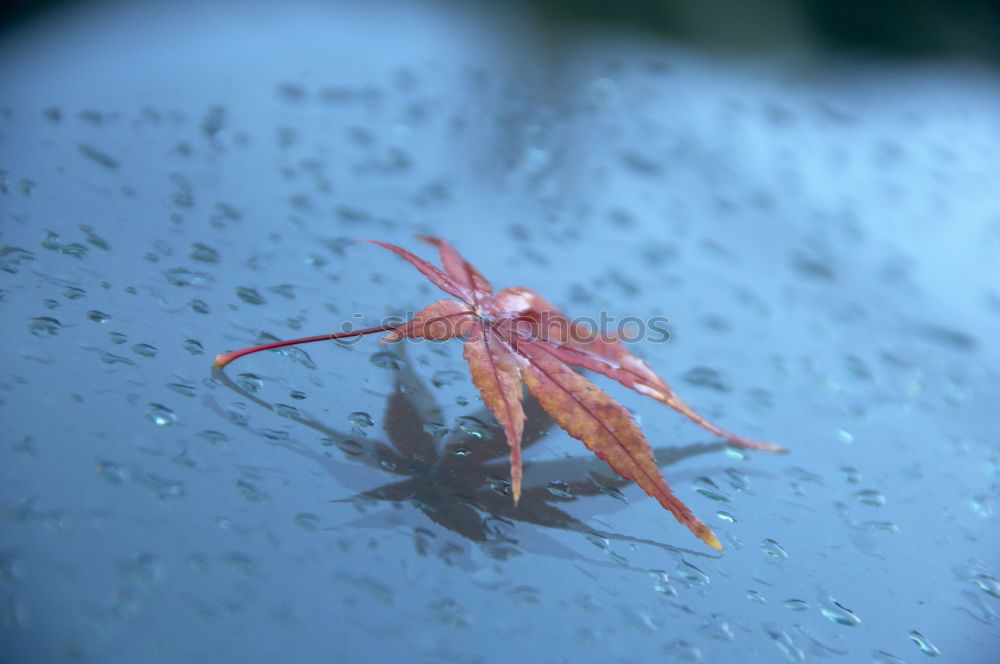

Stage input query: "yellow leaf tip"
[{"left": 701, "top": 529, "right": 723, "bottom": 553}]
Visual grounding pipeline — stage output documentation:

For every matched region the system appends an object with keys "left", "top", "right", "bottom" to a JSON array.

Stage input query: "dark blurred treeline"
[
  {"left": 3, "top": 0, "right": 999, "bottom": 64},
  {"left": 535, "top": 0, "right": 1000, "bottom": 62}
]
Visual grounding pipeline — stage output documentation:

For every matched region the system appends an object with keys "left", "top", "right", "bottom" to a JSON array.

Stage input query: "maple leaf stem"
[{"left": 213, "top": 323, "right": 401, "bottom": 369}]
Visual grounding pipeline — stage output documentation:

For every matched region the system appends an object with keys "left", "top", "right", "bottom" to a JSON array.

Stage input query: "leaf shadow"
[{"left": 206, "top": 346, "right": 727, "bottom": 564}]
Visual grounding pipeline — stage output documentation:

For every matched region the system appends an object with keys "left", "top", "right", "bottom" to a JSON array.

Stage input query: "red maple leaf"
[{"left": 214, "top": 236, "right": 785, "bottom": 551}]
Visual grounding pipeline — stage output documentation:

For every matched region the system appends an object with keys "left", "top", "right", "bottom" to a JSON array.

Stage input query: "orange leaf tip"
[{"left": 700, "top": 529, "right": 723, "bottom": 553}]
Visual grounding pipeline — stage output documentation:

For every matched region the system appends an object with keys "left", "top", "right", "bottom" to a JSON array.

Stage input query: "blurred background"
[
  {"left": 6, "top": 0, "right": 1000, "bottom": 62},
  {"left": 1, "top": 1, "right": 998, "bottom": 663}
]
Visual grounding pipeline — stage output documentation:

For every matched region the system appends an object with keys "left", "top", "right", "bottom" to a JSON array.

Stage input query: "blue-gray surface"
[{"left": 1, "top": 1, "right": 999, "bottom": 663}]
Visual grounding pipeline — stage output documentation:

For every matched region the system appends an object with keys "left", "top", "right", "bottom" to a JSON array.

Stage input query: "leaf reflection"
[{"left": 208, "top": 348, "right": 725, "bottom": 563}]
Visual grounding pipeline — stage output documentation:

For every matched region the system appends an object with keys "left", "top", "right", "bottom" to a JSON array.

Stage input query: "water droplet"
[
  {"left": 0, "top": 246, "right": 35, "bottom": 274},
  {"left": 663, "top": 639, "right": 701, "bottom": 661},
  {"left": 647, "top": 570, "right": 676, "bottom": 596},
  {"left": 725, "top": 468, "right": 752, "bottom": 492},
  {"left": 862, "top": 520, "right": 899, "bottom": 534},
  {"left": 306, "top": 253, "right": 327, "bottom": 268},
  {"left": 63, "top": 286, "right": 86, "bottom": 300},
  {"left": 269, "top": 284, "right": 295, "bottom": 299},
  {"left": 235, "top": 479, "right": 267, "bottom": 502},
  {"left": 449, "top": 446, "right": 472, "bottom": 457},
  {"left": 222, "top": 407, "right": 249, "bottom": 427},
  {"left": 840, "top": 465, "right": 862, "bottom": 484},
  {"left": 766, "top": 627, "right": 804, "bottom": 663},
  {"left": 334, "top": 439, "right": 364, "bottom": 456},
  {"left": 482, "top": 476, "right": 510, "bottom": 496},
  {"left": 236, "top": 373, "right": 263, "bottom": 393},
  {"left": 761, "top": 538, "right": 788, "bottom": 559},
  {"left": 41, "top": 230, "right": 89, "bottom": 258},
  {"left": 277, "top": 345, "right": 315, "bottom": 369},
  {"left": 167, "top": 382, "right": 196, "bottom": 397},
  {"left": 785, "top": 467, "right": 822, "bottom": 485},
  {"left": 716, "top": 511, "right": 738, "bottom": 523},
  {"left": 224, "top": 552, "right": 258, "bottom": 578},
  {"left": 724, "top": 446, "right": 748, "bottom": 460},
  {"left": 79, "top": 224, "right": 110, "bottom": 250},
  {"left": 455, "top": 395, "right": 469, "bottom": 406},
  {"left": 584, "top": 532, "right": 611, "bottom": 550},
  {"left": 261, "top": 428, "right": 290, "bottom": 441},
  {"left": 109, "top": 331, "right": 128, "bottom": 344},
  {"left": 183, "top": 338, "right": 204, "bottom": 355},
  {"left": 783, "top": 599, "right": 810, "bottom": 611},
  {"left": 681, "top": 366, "right": 729, "bottom": 392},
  {"left": 274, "top": 403, "right": 301, "bottom": 419},
  {"left": 422, "top": 422, "right": 449, "bottom": 438},
  {"left": 700, "top": 614, "right": 735, "bottom": 642},
  {"left": 87, "top": 310, "right": 110, "bottom": 323},
  {"left": 675, "top": 561, "right": 710, "bottom": 586},
  {"left": 137, "top": 472, "right": 185, "bottom": 499},
  {"left": 967, "top": 495, "right": 995, "bottom": 518},
  {"left": 146, "top": 404, "right": 176, "bottom": 426},
  {"left": 428, "top": 598, "right": 472, "bottom": 628},
  {"left": 28, "top": 317, "right": 62, "bottom": 336},
  {"left": 132, "top": 343, "right": 157, "bottom": 358},
  {"left": 190, "top": 242, "right": 220, "bottom": 263},
  {"left": 295, "top": 512, "right": 320, "bottom": 530},
  {"left": 431, "top": 369, "right": 465, "bottom": 387},
  {"left": 819, "top": 596, "right": 861, "bottom": 626},
  {"left": 164, "top": 267, "right": 213, "bottom": 288},
  {"left": 855, "top": 489, "right": 886, "bottom": 506},
  {"left": 188, "top": 299, "right": 210, "bottom": 314},
  {"left": 369, "top": 350, "right": 403, "bottom": 370},
  {"left": 236, "top": 286, "right": 265, "bottom": 305},
  {"left": 124, "top": 556, "right": 166, "bottom": 595},
  {"left": 908, "top": 630, "right": 940, "bottom": 657},
  {"left": 77, "top": 143, "right": 119, "bottom": 170},
  {"left": 348, "top": 411, "right": 374, "bottom": 434},
  {"left": 95, "top": 460, "right": 126, "bottom": 485},
  {"left": 746, "top": 589, "right": 766, "bottom": 603},
  {"left": 97, "top": 351, "right": 136, "bottom": 365},
  {"left": 456, "top": 416, "right": 491, "bottom": 439},
  {"left": 694, "top": 476, "right": 732, "bottom": 502},
  {"left": 546, "top": 480, "right": 574, "bottom": 499},
  {"left": 507, "top": 585, "right": 541, "bottom": 606},
  {"left": 873, "top": 650, "right": 906, "bottom": 664},
  {"left": 599, "top": 486, "right": 628, "bottom": 502},
  {"left": 198, "top": 430, "right": 229, "bottom": 444},
  {"left": 972, "top": 575, "right": 1000, "bottom": 598},
  {"left": 836, "top": 428, "right": 855, "bottom": 444}
]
